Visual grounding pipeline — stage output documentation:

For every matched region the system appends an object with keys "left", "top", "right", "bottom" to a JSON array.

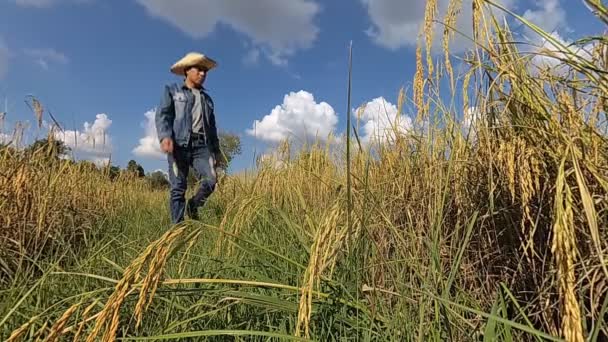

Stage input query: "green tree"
[
  {"left": 218, "top": 131, "right": 242, "bottom": 168},
  {"left": 126, "top": 159, "right": 145, "bottom": 177},
  {"left": 25, "top": 138, "right": 71, "bottom": 158},
  {"left": 147, "top": 170, "right": 170, "bottom": 190},
  {"left": 108, "top": 165, "right": 121, "bottom": 180}
]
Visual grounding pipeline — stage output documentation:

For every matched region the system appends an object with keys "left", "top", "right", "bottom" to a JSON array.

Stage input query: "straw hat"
[{"left": 170, "top": 52, "right": 217, "bottom": 75}]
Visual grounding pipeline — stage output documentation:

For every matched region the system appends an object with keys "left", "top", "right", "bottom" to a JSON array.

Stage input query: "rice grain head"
[
  {"left": 6, "top": 315, "right": 40, "bottom": 342},
  {"left": 552, "top": 155, "right": 584, "bottom": 342},
  {"left": 84, "top": 226, "right": 187, "bottom": 342},
  {"left": 43, "top": 302, "right": 80, "bottom": 342},
  {"left": 414, "top": 41, "right": 425, "bottom": 121},
  {"left": 134, "top": 226, "right": 187, "bottom": 328},
  {"left": 73, "top": 300, "right": 99, "bottom": 342},
  {"left": 423, "top": 0, "right": 438, "bottom": 78},
  {"left": 443, "top": 0, "right": 462, "bottom": 93},
  {"left": 472, "top": 0, "right": 481, "bottom": 42},
  {"left": 32, "top": 97, "right": 44, "bottom": 129},
  {"left": 295, "top": 202, "right": 345, "bottom": 338}
]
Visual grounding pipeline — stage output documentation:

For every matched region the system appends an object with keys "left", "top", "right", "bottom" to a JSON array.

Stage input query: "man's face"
[{"left": 186, "top": 66, "right": 207, "bottom": 87}]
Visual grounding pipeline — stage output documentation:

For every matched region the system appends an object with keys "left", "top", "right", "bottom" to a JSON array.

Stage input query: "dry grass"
[{"left": 0, "top": 131, "right": 143, "bottom": 283}]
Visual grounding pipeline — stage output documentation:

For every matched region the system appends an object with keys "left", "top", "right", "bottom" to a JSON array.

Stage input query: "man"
[{"left": 155, "top": 52, "right": 224, "bottom": 224}]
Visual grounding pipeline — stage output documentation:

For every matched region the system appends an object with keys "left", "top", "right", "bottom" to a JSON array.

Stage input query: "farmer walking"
[{"left": 155, "top": 52, "right": 224, "bottom": 224}]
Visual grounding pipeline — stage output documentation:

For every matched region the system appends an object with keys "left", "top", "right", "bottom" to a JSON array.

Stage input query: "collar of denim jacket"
[{"left": 181, "top": 84, "right": 211, "bottom": 95}]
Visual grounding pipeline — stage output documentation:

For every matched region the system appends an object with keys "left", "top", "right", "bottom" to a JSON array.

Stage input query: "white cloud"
[
  {"left": 135, "top": 0, "right": 320, "bottom": 66},
  {"left": 132, "top": 109, "right": 164, "bottom": 159},
  {"left": 0, "top": 38, "right": 8, "bottom": 80},
  {"left": 522, "top": 0, "right": 567, "bottom": 37},
  {"left": 361, "top": 0, "right": 517, "bottom": 52},
  {"left": 517, "top": 1, "right": 599, "bottom": 78},
  {"left": 247, "top": 90, "right": 338, "bottom": 143},
  {"left": 55, "top": 113, "right": 112, "bottom": 159},
  {"left": 361, "top": 0, "right": 426, "bottom": 50},
  {"left": 461, "top": 106, "right": 482, "bottom": 140},
  {"left": 92, "top": 157, "right": 110, "bottom": 167},
  {"left": 528, "top": 32, "right": 595, "bottom": 77},
  {"left": 24, "top": 48, "right": 69, "bottom": 70},
  {"left": 243, "top": 48, "right": 261, "bottom": 66},
  {"left": 355, "top": 97, "right": 412, "bottom": 144}
]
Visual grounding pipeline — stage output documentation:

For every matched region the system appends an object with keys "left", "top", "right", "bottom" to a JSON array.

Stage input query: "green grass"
[{"left": 0, "top": 177, "right": 587, "bottom": 341}]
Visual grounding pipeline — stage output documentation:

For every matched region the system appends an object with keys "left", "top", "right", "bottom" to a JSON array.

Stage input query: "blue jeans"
[{"left": 167, "top": 136, "right": 217, "bottom": 224}]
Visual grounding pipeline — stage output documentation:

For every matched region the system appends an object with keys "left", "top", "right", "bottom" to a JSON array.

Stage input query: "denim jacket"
[{"left": 155, "top": 83, "right": 220, "bottom": 155}]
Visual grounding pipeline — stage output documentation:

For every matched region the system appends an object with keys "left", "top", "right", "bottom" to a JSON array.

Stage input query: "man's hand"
[
  {"left": 160, "top": 138, "right": 174, "bottom": 154},
  {"left": 214, "top": 152, "right": 226, "bottom": 168}
]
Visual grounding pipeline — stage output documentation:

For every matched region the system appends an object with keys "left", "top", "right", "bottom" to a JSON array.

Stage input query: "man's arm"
[
  {"left": 207, "top": 104, "right": 224, "bottom": 166},
  {"left": 155, "top": 85, "right": 175, "bottom": 153}
]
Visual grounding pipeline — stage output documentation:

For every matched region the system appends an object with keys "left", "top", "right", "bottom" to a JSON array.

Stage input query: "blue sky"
[{"left": 0, "top": 0, "right": 603, "bottom": 173}]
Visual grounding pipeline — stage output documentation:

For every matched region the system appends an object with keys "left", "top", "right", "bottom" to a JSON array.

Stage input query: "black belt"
[{"left": 191, "top": 132, "right": 206, "bottom": 141}]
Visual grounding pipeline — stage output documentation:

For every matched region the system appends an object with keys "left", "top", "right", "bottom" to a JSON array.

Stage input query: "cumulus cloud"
[
  {"left": 135, "top": 0, "right": 320, "bottom": 66},
  {"left": 24, "top": 48, "right": 69, "bottom": 70},
  {"left": 528, "top": 31, "right": 596, "bottom": 76},
  {"left": 516, "top": 1, "right": 601, "bottom": 78},
  {"left": 132, "top": 109, "right": 164, "bottom": 159},
  {"left": 522, "top": 0, "right": 567, "bottom": 37},
  {"left": 92, "top": 157, "right": 110, "bottom": 167},
  {"left": 247, "top": 90, "right": 338, "bottom": 143},
  {"left": 355, "top": 97, "right": 412, "bottom": 144},
  {"left": 55, "top": 113, "right": 112, "bottom": 159},
  {"left": 361, "top": 0, "right": 518, "bottom": 52}
]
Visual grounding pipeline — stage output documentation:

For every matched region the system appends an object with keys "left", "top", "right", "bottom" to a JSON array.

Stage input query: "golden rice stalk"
[
  {"left": 551, "top": 154, "right": 584, "bottom": 342},
  {"left": 356, "top": 102, "right": 367, "bottom": 133},
  {"left": 213, "top": 195, "right": 264, "bottom": 257},
  {"left": 572, "top": 148, "right": 608, "bottom": 280},
  {"left": 414, "top": 41, "right": 425, "bottom": 121},
  {"left": 73, "top": 300, "right": 99, "bottom": 342},
  {"left": 43, "top": 302, "right": 80, "bottom": 342},
  {"left": 178, "top": 230, "right": 201, "bottom": 275},
  {"left": 85, "top": 276, "right": 136, "bottom": 342},
  {"left": 443, "top": 0, "right": 462, "bottom": 93},
  {"left": 397, "top": 87, "right": 405, "bottom": 116},
  {"left": 423, "top": 0, "right": 438, "bottom": 78},
  {"left": 295, "top": 202, "right": 346, "bottom": 338},
  {"left": 497, "top": 140, "right": 516, "bottom": 201},
  {"left": 6, "top": 315, "right": 40, "bottom": 342},
  {"left": 33, "top": 322, "right": 49, "bottom": 342},
  {"left": 212, "top": 201, "right": 237, "bottom": 256},
  {"left": 83, "top": 225, "right": 187, "bottom": 342},
  {"left": 462, "top": 68, "right": 472, "bottom": 114},
  {"left": 31, "top": 97, "right": 44, "bottom": 129},
  {"left": 472, "top": 0, "right": 482, "bottom": 42},
  {"left": 134, "top": 226, "right": 187, "bottom": 328}
]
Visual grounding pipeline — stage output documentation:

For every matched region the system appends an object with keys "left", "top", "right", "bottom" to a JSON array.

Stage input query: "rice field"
[{"left": 1, "top": 1, "right": 607, "bottom": 341}]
